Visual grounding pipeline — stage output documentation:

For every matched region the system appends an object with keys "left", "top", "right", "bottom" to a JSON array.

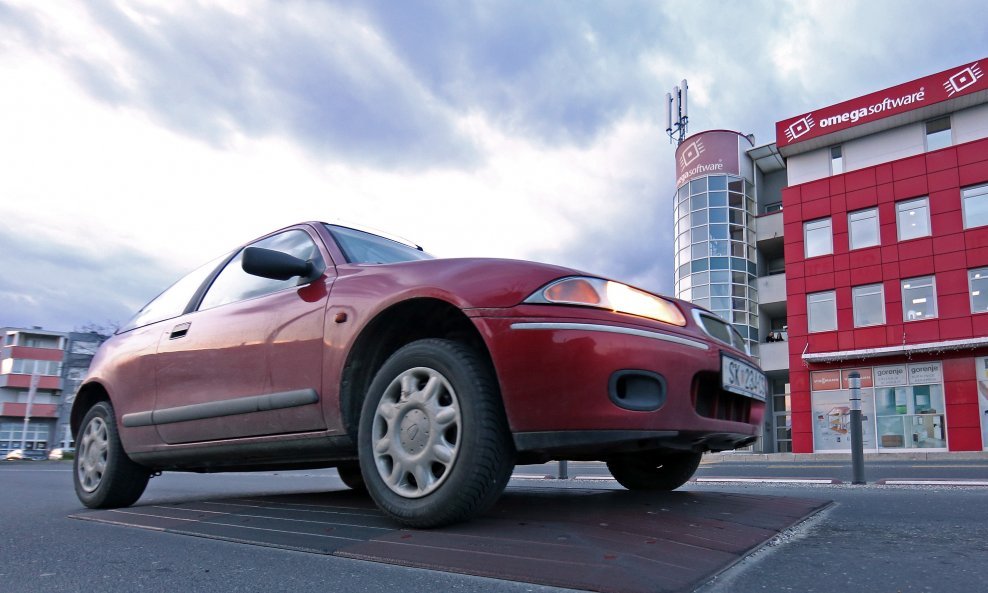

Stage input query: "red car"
[{"left": 72, "top": 222, "right": 765, "bottom": 527}]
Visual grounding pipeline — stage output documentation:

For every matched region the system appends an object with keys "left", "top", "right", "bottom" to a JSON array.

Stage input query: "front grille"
[{"left": 693, "top": 372, "right": 752, "bottom": 423}]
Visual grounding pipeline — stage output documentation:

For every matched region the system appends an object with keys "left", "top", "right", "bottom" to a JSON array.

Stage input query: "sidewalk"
[{"left": 707, "top": 450, "right": 988, "bottom": 462}]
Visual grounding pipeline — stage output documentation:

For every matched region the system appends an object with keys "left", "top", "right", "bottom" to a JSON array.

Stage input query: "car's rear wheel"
[
  {"left": 336, "top": 462, "right": 366, "bottom": 492},
  {"left": 74, "top": 401, "right": 151, "bottom": 508},
  {"left": 358, "top": 339, "right": 514, "bottom": 528},
  {"left": 606, "top": 451, "right": 702, "bottom": 491}
]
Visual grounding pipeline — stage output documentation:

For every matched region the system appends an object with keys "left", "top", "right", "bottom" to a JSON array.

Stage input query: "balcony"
[
  {"left": 758, "top": 341, "right": 789, "bottom": 372},
  {"left": 757, "top": 273, "right": 787, "bottom": 307},
  {"left": 756, "top": 210, "right": 783, "bottom": 244},
  {"left": 0, "top": 402, "right": 59, "bottom": 418},
  {"left": 0, "top": 374, "right": 62, "bottom": 390}
]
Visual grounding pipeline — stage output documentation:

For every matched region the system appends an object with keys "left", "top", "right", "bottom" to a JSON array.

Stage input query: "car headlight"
[{"left": 524, "top": 277, "right": 686, "bottom": 326}]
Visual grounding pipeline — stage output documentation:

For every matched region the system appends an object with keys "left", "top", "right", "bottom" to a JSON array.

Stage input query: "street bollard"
[
  {"left": 848, "top": 371, "right": 866, "bottom": 485},
  {"left": 558, "top": 460, "right": 569, "bottom": 479}
]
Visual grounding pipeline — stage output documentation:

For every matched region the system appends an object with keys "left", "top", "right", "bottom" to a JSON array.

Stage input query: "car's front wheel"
[
  {"left": 74, "top": 401, "right": 151, "bottom": 508},
  {"left": 606, "top": 451, "right": 702, "bottom": 491},
  {"left": 358, "top": 339, "right": 514, "bottom": 528}
]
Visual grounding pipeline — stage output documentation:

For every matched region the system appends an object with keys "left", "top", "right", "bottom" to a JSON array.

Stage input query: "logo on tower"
[
  {"left": 943, "top": 62, "right": 983, "bottom": 96},
  {"left": 785, "top": 115, "right": 815, "bottom": 142},
  {"left": 679, "top": 139, "right": 705, "bottom": 169}
]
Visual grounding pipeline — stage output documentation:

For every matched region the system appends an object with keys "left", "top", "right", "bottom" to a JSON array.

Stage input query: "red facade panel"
[
  {"left": 947, "top": 427, "right": 982, "bottom": 451},
  {"left": 892, "top": 176, "right": 928, "bottom": 199},
  {"left": 944, "top": 378, "right": 978, "bottom": 403},
  {"left": 927, "top": 169, "right": 959, "bottom": 193},
  {"left": 938, "top": 316, "right": 973, "bottom": 339},
  {"left": 846, "top": 187, "right": 878, "bottom": 211},
  {"left": 956, "top": 137, "right": 988, "bottom": 166},
  {"left": 926, "top": 148, "right": 958, "bottom": 173},
  {"left": 958, "top": 162, "right": 988, "bottom": 187},
  {"left": 0, "top": 403, "right": 58, "bottom": 418},
  {"left": 891, "top": 154, "right": 926, "bottom": 180},
  {"left": 7, "top": 346, "right": 63, "bottom": 362},
  {"left": 845, "top": 168, "right": 876, "bottom": 191}
]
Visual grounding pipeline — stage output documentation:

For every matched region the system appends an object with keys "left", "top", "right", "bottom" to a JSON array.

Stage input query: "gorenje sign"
[
  {"left": 674, "top": 130, "right": 749, "bottom": 188},
  {"left": 776, "top": 58, "right": 987, "bottom": 149}
]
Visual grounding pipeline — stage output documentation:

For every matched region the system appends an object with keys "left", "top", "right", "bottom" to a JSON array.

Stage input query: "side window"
[
  {"left": 119, "top": 254, "right": 227, "bottom": 332},
  {"left": 199, "top": 230, "right": 322, "bottom": 310}
]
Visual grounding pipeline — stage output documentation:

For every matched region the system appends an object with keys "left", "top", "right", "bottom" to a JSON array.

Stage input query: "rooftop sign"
[
  {"left": 776, "top": 58, "right": 987, "bottom": 149},
  {"left": 674, "top": 130, "right": 748, "bottom": 188}
]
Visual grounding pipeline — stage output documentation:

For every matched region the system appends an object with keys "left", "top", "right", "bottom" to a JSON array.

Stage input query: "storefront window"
[
  {"left": 977, "top": 357, "right": 988, "bottom": 451},
  {"left": 874, "top": 363, "right": 946, "bottom": 450},
  {"left": 810, "top": 364, "right": 948, "bottom": 452}
]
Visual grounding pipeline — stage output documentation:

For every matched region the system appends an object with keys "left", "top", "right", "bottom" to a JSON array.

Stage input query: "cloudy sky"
[{"left": 1, "top": 0, "right": 984, "bottom": 332}]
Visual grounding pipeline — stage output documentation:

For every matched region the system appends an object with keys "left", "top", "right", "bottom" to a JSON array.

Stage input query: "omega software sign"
[
  {"left": 777, "top": 57, "right": 986, "bottom": 148},
  {"left": 675, "top": 130, "right": 744, "bottom": 188}
]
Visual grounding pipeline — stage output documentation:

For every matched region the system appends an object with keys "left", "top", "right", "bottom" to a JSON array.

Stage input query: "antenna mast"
[{"left": 665, "top": 79, "right": 689, "bottom": 145}]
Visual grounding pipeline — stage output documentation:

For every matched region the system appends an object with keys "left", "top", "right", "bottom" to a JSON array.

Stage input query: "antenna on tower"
[{"left": 665, "top": 79, "right": 688, "bottom": 145}]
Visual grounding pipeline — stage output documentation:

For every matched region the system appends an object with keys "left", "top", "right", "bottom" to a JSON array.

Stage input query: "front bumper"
[{"left": 472, "top": 315, "right": 765, "bottom": 457}]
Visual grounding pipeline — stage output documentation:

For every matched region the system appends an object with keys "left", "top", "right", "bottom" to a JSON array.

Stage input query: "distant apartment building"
[
  {"left": 674, "top": 56, "right": 988, "bottom": 454},
  {"left": 0, "top": 327, "right": 67, "bottom": 456},
  {"left": 0, "top": 327, "right": 106, "bottom": 456}
]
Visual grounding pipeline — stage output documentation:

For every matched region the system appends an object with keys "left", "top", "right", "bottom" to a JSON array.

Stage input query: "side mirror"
[{"left": 241, "top": 247, "right": 322, "bottom": 283}]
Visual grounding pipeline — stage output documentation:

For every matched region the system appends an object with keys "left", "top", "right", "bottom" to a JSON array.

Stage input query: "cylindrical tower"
[{"left": 673, "top": 130, "right": 759, "bottom": 356}]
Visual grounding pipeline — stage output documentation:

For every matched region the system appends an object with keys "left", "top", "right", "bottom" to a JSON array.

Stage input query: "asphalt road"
[{"left": 2, "top": 460, "right": 987, "bottom": 593}]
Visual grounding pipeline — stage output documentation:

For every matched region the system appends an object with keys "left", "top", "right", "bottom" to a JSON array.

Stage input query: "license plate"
[{"left": 721, "top": 355, "right": 767, "bottom": 402}]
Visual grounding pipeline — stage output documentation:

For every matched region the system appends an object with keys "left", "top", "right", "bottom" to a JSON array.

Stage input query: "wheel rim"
[
  {"left": 371, "top": 366, "right": 461, "bottom": 499},
  {"left": 77, "top": 416, "right": 109, "bottom": 493}
]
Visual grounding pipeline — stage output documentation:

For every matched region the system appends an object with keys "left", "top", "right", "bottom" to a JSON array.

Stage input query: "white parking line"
[
  {"left": 694, "top": 477, "right": 839, "bottom": 484},
  {"left": 878, "top": 480, "right": 988, "bottom": 487}
]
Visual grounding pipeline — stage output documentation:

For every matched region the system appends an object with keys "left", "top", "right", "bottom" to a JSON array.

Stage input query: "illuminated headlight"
[{"left": 524, "top": 277, "right": 686, "bottom": 326}]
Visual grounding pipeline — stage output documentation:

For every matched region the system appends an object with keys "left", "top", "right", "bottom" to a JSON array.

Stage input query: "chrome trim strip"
[
  {"left": 510, "top": 322, "right": 709, "bottom": 351},
  {"left": 121, "top": 389, "right": 319, "bottom": 428}
]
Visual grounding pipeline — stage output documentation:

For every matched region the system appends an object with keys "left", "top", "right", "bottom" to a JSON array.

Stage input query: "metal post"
[
  {"left": 557, "top": 460, "right": 569, "bottom": 480},
  {"left": 20, "top": 371, "right": 41, "bottom": 451},
  {"left": 848, "top": 371, "right": 866, "bottom": 485}
]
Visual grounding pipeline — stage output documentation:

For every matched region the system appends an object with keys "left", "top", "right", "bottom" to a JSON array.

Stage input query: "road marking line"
[
  {"left": 694, "top": 477, "right": 840, "bottom": 484},
  {"left": 878, "top": 480, "right": 988, "bottom": 486}
]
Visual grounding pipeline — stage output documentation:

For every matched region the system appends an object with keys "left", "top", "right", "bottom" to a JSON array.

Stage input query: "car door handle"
[{"left": 169, "top": 322, "right": 191, "bottom": 340}]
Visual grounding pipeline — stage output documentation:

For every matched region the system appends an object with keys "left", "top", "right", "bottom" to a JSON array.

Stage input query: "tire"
[
  {"left": 606, "top": 451, "right": 702, "bottom": 491},
  {"left": 336, "top": 462, "right": 366, "bottom": 492},
  {"left": 358, "top": 339, "right": 514, "bottom": 528},
  {"left": 74, "top": 401, "right": 151, "bottom": 508}
]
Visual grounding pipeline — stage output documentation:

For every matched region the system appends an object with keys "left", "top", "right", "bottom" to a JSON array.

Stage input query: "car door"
[{"left": 152, "top": 227, "right": 333, "bottom": 444}]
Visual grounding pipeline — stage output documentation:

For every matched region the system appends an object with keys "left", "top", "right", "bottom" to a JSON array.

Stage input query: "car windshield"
[{"left": 325, "top": 224, "right": 433, "bottom": 264}]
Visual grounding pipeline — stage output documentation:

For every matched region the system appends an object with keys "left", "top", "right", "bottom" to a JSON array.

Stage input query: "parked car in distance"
[
  {"left": 5, "top": 449, "right": 30, "bottom": 461},
  {"left": 71, "top": 222, "right": 766, "bottom": 527},
  {"left": 49, "top": 447, "right": 75, "bottom": 460}
]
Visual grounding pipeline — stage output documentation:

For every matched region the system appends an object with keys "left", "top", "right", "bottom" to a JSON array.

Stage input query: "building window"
[
  {"left": 925, "top": 117, "right": 952, "bottom": 151},
  {"left": 962, "top": 183, "right": 988, "bottom": 229},
  {"left": 852, "top": 284, "right": 886, "bottom": 327},
  {"left": 830, "top": 145, "right": 843, "bottom": 175},
  {"left": 808, "top": 291, "right": 838, "bottom": 332},
  {"left": 970, "top": 267, "right": 988, "bottom": 314},
  {"left": 804, "top": 218, "right": 833, "bottom": 258},
  {"left": 848, "top": 208, "right": 880, "bottom": 250},
  {"left": 901, "top": 276, "right": 937, "bottom": 321},
  {"left": 896, "top": 197, "right": 931, "bottom": 241}
]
